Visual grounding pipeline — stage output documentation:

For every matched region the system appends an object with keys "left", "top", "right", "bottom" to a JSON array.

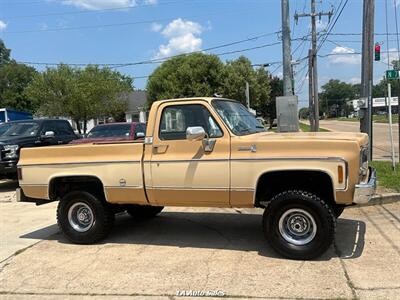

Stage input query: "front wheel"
[
  {"left": 263, "top": 190, "right": 336, "bottom": 260},
  {"left": 57, "top": 191, "right": 115, "bottom": 244}
]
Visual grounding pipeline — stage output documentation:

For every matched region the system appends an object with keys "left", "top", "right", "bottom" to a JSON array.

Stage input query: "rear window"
[{"left": 87, "top": 124, "right": 131, "bottom": 138}]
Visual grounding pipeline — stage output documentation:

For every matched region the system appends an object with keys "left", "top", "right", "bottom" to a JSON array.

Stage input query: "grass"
[
  {"left": 373, "top": 115, "right": 399, "bottom": 123},
  {"left": 299, "top": 122, "right": 330, "bottom": 132},
  {"left": 370, "top": 161, "right": 400, "bottom": 192}
]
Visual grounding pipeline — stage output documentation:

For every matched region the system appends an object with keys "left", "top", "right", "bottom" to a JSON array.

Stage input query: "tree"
[
  {"left": 0, "top": 39, "right": 38, "bottom": 112},
  {"left": 319, "top": 79, "right": 358, "bottom": 117},
  {"left": 26, "top": 64, "right": 133, "bottom": 133},
  {"left": 146, "top": 53, "right": 225, "bottom": 104},
  {"left": 222, "top": 56, "right": 257, "bottom": 104},
  {"left": 0, "top": 62, "right": 38, "bottom": 112},
  {"left": 299, "top": 107, "right": 310, "bottom": 119},
  {"left": 0, "top": 39, "right": 11, "bottom": 65}
]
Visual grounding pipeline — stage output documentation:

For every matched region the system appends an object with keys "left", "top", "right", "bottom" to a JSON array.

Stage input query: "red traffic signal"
[{"left": 374, "top": 43, "right": 381, "bottom": 61}]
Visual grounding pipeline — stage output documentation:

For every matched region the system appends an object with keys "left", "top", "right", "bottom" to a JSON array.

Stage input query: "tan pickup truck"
[{"left": 17, "top": 97, "right": 376, "bottom": 259}]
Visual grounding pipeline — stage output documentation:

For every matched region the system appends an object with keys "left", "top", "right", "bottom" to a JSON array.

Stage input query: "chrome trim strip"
[
  {"left": 19, "top": 160, "right": 141, "bottom": 167},
  {"left": 147, "top": 186, "right": 229, "bottom": 191},
  {"left": 145, "top": 156, "right": 347, "bottom": 164},
  {"left": 104, "top": 185, "right": 142, "bottom": 189}
]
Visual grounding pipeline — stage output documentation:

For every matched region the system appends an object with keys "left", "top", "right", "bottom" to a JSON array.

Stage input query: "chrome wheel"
[
  {"left": 278, "top": 208, "right": 317, "bottom": 246},
  {"left": 67, "top": 202, "right": 94, "bottom": 233}
]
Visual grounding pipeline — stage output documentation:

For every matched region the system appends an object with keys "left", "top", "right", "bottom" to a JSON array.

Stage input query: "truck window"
[
  {"left": 56, "top": 121, "right": 75, "bottom": 135},
  {"left": 159, "top": 104, "right": 223, "bottom": 141}
]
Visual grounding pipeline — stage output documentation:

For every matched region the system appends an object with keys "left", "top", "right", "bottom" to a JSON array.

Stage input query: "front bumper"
[
  {"left": 0, "top": 160, "right": 17, "bottom": 178},
  {"left": 353, "top": 167, "right": 377, "bottom": 204}
]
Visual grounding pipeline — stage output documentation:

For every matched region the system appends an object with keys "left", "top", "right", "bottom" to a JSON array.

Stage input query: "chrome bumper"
[
  {"left": 16, "top": 188, "right": 25, "bottom": 202},
  {"left": 353, "top": 167, "right": 377, "bottom": 204}
]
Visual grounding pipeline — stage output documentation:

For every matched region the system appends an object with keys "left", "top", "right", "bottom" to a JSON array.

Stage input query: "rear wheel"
[
  {"left": 126, "top": 205, "right": 164, "bottom": 220},
  {"left": 263, "top": 190, "right": 336, "bottom": 260},
  {"left": 57, "top": 191, "right": 114, "bottom": 244}
]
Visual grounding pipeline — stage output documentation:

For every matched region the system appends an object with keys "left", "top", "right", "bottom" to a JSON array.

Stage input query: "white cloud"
[
  {"left": 62, "top": 0, "right": 136, "bottom": 10},
  {"left": 154, "top": 18, "right": 203, "bottom": 59},
  {"left": 328, "top": 46, "right": 360, "bottom": 65},
  {"left": 348, "top": 77, "right": 361, "bottom": 84},
  {"left": 150, "top": 22, "right": 162, "bottom": 32},
  {"left": 161, "top": 18, "right": 202, "bottom": 38},
  {"left": 0, "top": 20, "right": 7, "bottom": 31},
  {"left": 144, "top": 0, "right": 157, "bottom": 4},
  {"left": 382, "top": 47, "right": 400, "bottom": 65}
]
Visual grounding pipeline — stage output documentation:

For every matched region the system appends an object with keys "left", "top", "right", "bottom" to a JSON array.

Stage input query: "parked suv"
[{"left": 0, "top": 119, "right": 78, "bottom": 179}]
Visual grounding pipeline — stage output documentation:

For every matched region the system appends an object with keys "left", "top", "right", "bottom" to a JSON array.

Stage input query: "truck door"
[{"left": 146, "top": 101, "right": 231, "bottom": 207}]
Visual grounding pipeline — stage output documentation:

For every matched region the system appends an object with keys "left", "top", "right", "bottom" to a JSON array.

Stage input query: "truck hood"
[
  {"left": 241, "top": 131, "right": 369, "bottom": 147},
  {"left": 0, "top": 135, "right": 36, "bottom": 145}
]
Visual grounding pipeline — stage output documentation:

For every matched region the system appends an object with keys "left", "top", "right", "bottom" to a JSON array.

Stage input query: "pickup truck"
[{"left": 16, "top": 98, "right": 376, "bottom": 260}]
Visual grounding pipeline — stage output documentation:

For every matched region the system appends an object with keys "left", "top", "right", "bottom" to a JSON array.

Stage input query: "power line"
[
  {"left": 317, "top": 0, "right": 349, "bottom": 52},
  {"left": 17, "top": 31, "right": 282, "bottom": 67},
  {"left": 4, "top": 0, "right": 262, "bottom": 19},
  {"left": 3, "top": 9, "right": 257, "bottom": 34}
]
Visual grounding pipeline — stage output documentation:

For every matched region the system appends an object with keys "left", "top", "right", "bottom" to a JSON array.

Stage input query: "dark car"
[
  {"left": 70, "top": 122, "right": 146, "bottom": 144},
  {"left": 0, "top": 119, "right": 78, "bottom": 179}
]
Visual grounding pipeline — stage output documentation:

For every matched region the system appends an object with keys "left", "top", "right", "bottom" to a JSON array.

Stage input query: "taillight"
[{"left": 17, "top": 167, "right": 23, "bottom": 180}]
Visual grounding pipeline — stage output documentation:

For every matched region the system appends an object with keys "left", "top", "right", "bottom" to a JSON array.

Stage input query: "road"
[
  {"left": 0, "top": 185, "right": 399, "bottom": 299},
  {"left": 318, "top": 120, "right": 399, "bottom": 162}
]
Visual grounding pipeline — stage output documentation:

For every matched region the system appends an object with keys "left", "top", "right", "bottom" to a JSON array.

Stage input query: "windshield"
[
  {"left": 212, "top": 100, "right": 265, "bottom": 135},
  {"left": 0, "top": 123, "right": 12, "bottom": 136},
  {"left": 87, "top": 124, "right": 131, "bottom": 138},
  {"left": 1, "top": 122, "right": 39, "bottom": 137}
]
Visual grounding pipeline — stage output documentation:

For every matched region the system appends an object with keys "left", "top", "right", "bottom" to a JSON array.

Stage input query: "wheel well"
[
  {"left": 49, "top": 176, "right": 105, "bottom": 201},
  {"left": 255, "top": 170, "right": 336, "bottom": 208}
]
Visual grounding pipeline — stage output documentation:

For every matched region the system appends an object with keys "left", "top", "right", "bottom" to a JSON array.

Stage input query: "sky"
[{"left": 0, "top": 0, "right": 399, "bottom": 108}]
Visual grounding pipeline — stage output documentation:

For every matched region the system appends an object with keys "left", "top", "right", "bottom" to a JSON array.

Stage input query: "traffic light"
[{"left": 374, "top": 43, "right": 381, "bottom": 61}]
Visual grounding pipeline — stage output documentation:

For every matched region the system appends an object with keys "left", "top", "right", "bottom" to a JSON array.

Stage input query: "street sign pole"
[{"left": 387, "top": 82, "right": 396, "bottom": 170}]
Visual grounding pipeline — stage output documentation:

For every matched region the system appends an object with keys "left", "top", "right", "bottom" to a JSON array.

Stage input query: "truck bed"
[{"left": 18, "top": 142, "right": 147, "bottom": 204}]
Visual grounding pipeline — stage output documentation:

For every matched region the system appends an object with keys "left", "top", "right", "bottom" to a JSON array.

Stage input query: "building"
[
  {"left": 69, "top": 91, "right": 148, "bottom": 133},
  {"left": 125, "top": 91, "right": 147, "bottom": 123},
  {"left": 347, "top": 96, "right": 399, "bottom": 115}
]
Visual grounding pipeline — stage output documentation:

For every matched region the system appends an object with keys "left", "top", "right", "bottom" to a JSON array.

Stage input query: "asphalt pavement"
[{"left": 317, "top": 120, "right": 399, "bottom": 162}]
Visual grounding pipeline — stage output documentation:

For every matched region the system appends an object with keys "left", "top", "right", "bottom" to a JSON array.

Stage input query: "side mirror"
[
  {"left": 41, "top": 131, "right": 55, "bottom": 139},
  {"left": 186, "top": 126, "right": 206, "bottom": 141},
  {"left": 135, "top": 132, "right": 145, "bottom": 139}
]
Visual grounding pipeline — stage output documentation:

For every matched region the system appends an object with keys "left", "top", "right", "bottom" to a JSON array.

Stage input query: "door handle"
[{"left": 153, "top": 145, "right": 168, "bottom": 154}]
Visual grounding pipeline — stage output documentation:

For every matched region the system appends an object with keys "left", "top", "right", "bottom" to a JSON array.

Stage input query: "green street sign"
[{"left": 386, "top": 70, "right": 399, "bottom": 79}]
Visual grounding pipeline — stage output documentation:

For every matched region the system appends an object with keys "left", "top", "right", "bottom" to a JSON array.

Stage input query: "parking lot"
[{"left": 0, "top": 181, "right": 399, "bottom": 300}]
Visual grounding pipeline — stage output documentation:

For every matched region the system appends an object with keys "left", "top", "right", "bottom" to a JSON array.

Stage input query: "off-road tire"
[
  {"left": 263, "top": 190, "right": 336, "bottom": 260},
  {"left": 126, "top": 205, "right": 164, "bottom": 220},
  {"left": 57, "top": 191, "right": 114, "bottom": 244}
]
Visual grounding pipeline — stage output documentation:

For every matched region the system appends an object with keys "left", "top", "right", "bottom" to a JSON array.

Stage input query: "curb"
[{"left": 347, "top": 193, "right": 400, "bottom": 208}]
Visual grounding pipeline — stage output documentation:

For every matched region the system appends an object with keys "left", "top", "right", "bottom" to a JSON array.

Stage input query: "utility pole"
[
  {"left": 245, "top": 81, "right": 250, "bottom": 109},
  {"left": 295, "top": 1, "right": 332, "bottom": 131},
  {"left": 360, "top": 0, "right": 374, "bottom": 161},
  {"left": 281, "top": 0, "right": 293, "bottom": 96},
  {"left": 308, "top": 49, "right": 315, "bottom": 129}
]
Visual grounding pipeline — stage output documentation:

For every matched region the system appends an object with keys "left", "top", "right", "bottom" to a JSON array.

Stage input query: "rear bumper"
[
  {"left": 353, "top": 167, "right": 377, "bottom": 204},
  {"left": 16, "top": 188, "right": 52, "bottom": 205}
]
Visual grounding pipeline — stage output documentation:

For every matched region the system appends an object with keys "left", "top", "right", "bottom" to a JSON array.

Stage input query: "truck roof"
[{"left": 153, "top": 97, "right": 238, "bottom": 105}]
